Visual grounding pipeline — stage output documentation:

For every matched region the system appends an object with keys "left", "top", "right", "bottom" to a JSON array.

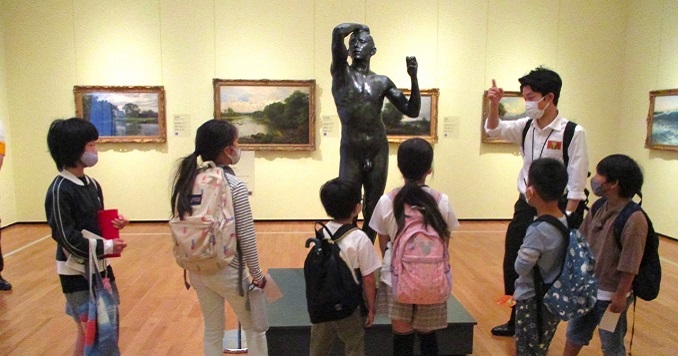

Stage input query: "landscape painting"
[
  {"left": 481, "top": 91, "right": 525, "bottom": 143},
  {"left": 74, "top": 86, "right": 166, "bottom": 143},
  {"left": 213, "top": 79, "right": 316, "bottom": 151},
  {"left": 383, "top": 88, "right": 439, "bottom": 143},
  {"left": 646, "top": 89, "right": 678, "bottom": 151}
]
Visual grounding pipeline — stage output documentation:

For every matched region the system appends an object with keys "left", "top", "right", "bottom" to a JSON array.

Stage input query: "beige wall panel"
[
  {"left": 214, "top": 0, "right": 315, "bottom": 79},
  {"left": 365, "top": 0, "right": 439, "bottom": 87},
  {"left": 485, "top": 0, "right": 560, "bottom": 89},
  {"left": 435, "top": 0, "right": 523, "bottom": 218},
  {"left": 73, "top": 0, "right": 162, "bottom": 85},
  {"left": 555, "top": 0, "right": 627, "bottom": 168},
  {"left": 0, "top": 11, "right": 18, "bottom": 225},
  {"left": 3, "top": 0, "right": 77, "bottom": 221},
  {"left": 621, "top": 0, "right": 678, "bottom": 238}
]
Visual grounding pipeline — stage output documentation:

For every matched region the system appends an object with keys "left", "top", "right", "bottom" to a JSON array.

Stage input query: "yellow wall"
[
  {"left": 0, "top": 10, "right": 18, "bottom": 225},
  {"left": 0, "top": 1, "right": 674, "bottom": 238},
  {"left": 618, "top": 0, "right": 678, "bottom": 237}
]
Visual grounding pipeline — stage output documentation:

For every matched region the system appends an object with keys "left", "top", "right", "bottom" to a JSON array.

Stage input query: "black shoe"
[
  {"left": 0, "top": 277, "right": 12, "bottom": 291},
  {"left": 491, "top": 322, "right": 515, "bottom": 337}
]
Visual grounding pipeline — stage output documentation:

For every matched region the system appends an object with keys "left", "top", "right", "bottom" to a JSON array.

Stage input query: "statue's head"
[{"left": 348, "top": 29, "right": 376, "bottom": 60}]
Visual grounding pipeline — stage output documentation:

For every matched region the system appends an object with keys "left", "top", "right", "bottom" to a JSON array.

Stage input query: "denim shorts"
[{"left": 566, "top": 295, "right": 632, "bottom": 355}]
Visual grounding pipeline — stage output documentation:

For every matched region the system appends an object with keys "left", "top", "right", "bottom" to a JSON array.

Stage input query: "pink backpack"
[{"left": 389, "top": 188, "right": 452, "bottom": 305}]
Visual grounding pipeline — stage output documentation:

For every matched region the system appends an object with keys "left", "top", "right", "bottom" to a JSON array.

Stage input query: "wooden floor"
[{"left": 0, "top": 221, "right": 676, "bottom": 355}]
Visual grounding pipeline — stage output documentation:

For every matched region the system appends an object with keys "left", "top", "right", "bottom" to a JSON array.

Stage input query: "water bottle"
[{"left": 248, "top": 283, "right": 269, "bottom": 332}]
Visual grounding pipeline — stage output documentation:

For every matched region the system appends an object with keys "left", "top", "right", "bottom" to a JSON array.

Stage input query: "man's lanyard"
[{"left": 531, "top": 125, "right": 555, "bottom": 162}]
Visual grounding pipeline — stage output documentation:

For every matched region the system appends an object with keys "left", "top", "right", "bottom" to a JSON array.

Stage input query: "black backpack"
[
  {"left": 590, "top": 197, "right": 661, "bottom": 301},
  {"left": 304, "top": 222, "right": 365, "bottom": 324}
]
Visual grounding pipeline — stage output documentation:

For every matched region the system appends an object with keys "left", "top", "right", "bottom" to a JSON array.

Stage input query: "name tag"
[{"left": 547, "top": 140, "right": 562, "bottom": 150}]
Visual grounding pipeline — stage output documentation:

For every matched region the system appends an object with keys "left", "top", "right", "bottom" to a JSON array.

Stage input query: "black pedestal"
[{"left": 265, "top": 268, "right": 476, "bottom": 355}]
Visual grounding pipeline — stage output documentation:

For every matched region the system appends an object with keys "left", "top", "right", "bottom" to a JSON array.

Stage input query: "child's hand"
[
  {"left": 112, "top": 214, "right": 129, "bottom": 229},
  {"left": 112, "top": 239, "right": 128, "bottom": 255}
]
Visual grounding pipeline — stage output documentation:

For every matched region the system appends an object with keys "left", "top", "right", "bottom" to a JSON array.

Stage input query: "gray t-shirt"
[{"left": 513, "top": 216, "right": 568, "bottom": 301}]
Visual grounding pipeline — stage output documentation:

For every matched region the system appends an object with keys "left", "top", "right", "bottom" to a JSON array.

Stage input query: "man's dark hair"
[
  {"left": 519, "top": 66, "right": 562, "bottom": 105},
  {"left": 320, "top": 178, "right": 361, "bottom": 220},
  {"left": 47, "top": 117, "right": 99, "bottom": 171},
  {"left": 528, "top": 158, "right": 568, "bottom": 202},
  {"left": 596, "top": 154, "right": 643, "bottom": 198}
]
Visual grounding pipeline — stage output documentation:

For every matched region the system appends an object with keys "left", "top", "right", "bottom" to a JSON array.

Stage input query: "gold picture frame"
[
  {"left": 481, "top": 90, "right": 524, "bottom": 144},
  {"left": 74, "top": 85, "right": 166, "bottom": 143},
  {"left": 384, "top": 88, "right": 439, "bottom": 144},
  {"left": 645, "top": 88, "right": 678, "bottom": 151},
  {"left": 213, "top": 79, "right": 316, "bottom": 151}
]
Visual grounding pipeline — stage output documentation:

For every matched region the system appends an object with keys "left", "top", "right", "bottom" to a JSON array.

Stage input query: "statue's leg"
[{"left": 362, "top": 146, "right": 388, "bottom": 244}]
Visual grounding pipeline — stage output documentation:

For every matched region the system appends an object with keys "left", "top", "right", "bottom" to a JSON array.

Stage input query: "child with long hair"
[
  {"left": 369, "top": 138, "right": 459, "bottom": 356},
  {"left": 171, "top": 119, "right": 268, "bottom": 356}
]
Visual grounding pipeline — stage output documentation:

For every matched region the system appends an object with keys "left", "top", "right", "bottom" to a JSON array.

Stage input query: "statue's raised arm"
[{"left": 385, "top": 56, "right": 420, "bottom": 118}]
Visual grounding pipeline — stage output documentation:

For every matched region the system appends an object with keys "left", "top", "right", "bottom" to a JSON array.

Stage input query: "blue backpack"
[{"left": 533, "top": 215, "right": 598, "bottom": 321}]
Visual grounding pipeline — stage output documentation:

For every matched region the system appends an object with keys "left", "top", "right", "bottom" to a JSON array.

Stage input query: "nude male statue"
[{"left": 331, "top": 23, "right": 421, "bottom": 242}]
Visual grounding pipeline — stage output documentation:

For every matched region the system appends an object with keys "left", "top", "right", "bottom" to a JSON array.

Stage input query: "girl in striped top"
[{"left": 171, "top": 119, "right": 268, "bottom": 356}]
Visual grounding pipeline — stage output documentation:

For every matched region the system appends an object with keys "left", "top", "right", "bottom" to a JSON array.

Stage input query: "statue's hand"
[{"left": 406, "top": 56, "right": 418, "bottom": 77}]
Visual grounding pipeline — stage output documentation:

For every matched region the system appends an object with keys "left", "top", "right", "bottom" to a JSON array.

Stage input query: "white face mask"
[
  {"left": 80, "top": 151, "right": 98, "bottom": 167},
  {"left": 525, "top": 97, "right": 550, "bottom": 120},
  {"left": 227, "top": 146, "right": 241, "bottom": 165}
]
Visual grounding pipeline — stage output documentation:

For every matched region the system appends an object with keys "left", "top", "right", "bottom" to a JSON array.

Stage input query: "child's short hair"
[
  {"left": 528, "top": 158, "right": 568, "bottom": 202},
  {"left": 319, "top": 178, "right": 361, "bottom": 220},
  {"left": 47, "top": 118, "right": 99, "bottom": 170},
  {"left": 596, "top": 154, "right": 643, "bottom": 198}
]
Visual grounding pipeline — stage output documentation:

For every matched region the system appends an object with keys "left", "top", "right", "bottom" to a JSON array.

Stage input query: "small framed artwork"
[
  {"left": 481, "top": 90, "right": 525, "bottom": 143},
  {"left": 645, "top": 89, "right": 678, "bottom": 151},
  {"left": 384, "top": 88, "right": 439, "bottom": 144},
  {"left": 74, "top": 86, "right": 166, "bottom": 143},
  {"left": 213, "top": 79, "right": 316, "bottom": 151}
]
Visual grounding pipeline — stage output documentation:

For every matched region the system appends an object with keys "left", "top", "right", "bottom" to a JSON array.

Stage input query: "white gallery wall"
[{"left": 0, "top": 0, "right": 677, "bottom": 238}]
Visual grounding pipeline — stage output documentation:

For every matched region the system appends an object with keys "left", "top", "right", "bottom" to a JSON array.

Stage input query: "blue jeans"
[{"left": 566, "top": 295, "right": 633, "bottom": 356}]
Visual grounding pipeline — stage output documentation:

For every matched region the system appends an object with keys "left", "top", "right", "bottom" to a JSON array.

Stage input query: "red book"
[{"left": 98, "top": 209, "right": 120, "bottom": 257}]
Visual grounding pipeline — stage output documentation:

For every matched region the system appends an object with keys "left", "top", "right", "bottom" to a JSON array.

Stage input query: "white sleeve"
[
  {"left": 566, "top": 127, "right": 589, "bottom": 201},
  {"left": 484, "top": 117, "right": 531, "bottom": 145}
]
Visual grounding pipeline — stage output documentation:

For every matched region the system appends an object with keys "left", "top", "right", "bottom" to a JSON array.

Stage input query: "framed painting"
[
  {"left": 74, "top": 86, "right": 166, "bottom": 143},
  {"left": 383, "top": 88, "right": 439, "bottom": 144},
  {"left": 481, "top": 90, "right": 525, "bottom": 143},
  {"left": 213, "top": 79, "right": 316, "bottom": 151},
  {"left": 646, "top": 89, "right": 678, "bottom": 151}
]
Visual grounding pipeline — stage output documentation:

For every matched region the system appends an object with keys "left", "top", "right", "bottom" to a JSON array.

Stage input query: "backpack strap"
[
  {"left": 534, "top": 215, "right": 569, "bottom": 238},
  {"left": 520, "top": 119, "right": 533, "bottom": 154},
  {"left": 331, "top": 224, "right": 358, "bottom": 242},
  {"left": 562, "top": 121, "right": 577, "bottom": 167},
  {"left": 590, "top": 197, "right": 607, "bottom": 217},
  {"left": 531, "top": 214, "right": 569, "bottom": 343}
]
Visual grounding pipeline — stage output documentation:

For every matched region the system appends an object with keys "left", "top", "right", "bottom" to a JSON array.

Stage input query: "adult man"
[
  {"left": 484, "top": 67, "right": 589, "bottom": 336},
  {"left": 331, "top": 23, "right": 420, "bottom": 242},
  {"left": 0, "top": 120, "right": 10, "bottom": 291}
]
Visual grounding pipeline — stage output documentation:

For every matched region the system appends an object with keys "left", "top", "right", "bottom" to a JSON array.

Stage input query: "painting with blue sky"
[{"left": 648, "top": 90, "right": 678, "bottom": 149}]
